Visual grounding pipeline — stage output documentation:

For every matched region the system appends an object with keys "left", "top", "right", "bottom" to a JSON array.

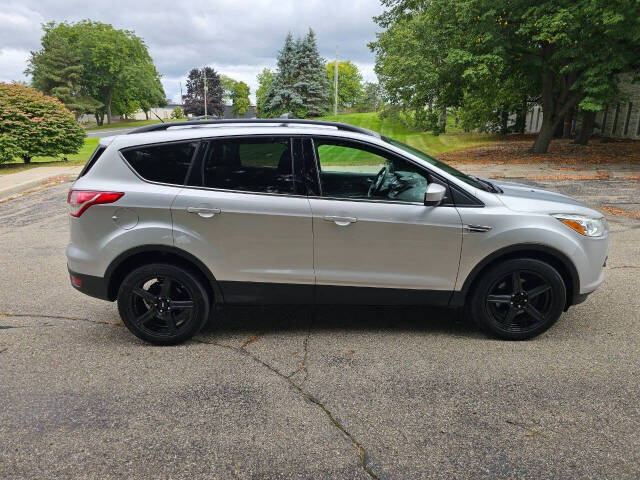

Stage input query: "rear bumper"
[{"left": 68, "top": 267, "right": 111, "bottom": 301}]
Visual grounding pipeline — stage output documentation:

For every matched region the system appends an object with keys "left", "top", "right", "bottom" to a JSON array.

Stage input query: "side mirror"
[{"left": 424, "top": 183, "right": 446, "bottom": 206}]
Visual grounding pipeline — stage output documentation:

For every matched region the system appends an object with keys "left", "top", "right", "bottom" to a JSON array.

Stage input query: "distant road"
[{"left": 86, "top": 127, "right": 136, "bottom": 138}]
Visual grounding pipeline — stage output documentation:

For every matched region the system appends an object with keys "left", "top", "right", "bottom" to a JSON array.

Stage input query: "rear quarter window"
[
  {"left": 78, "top": 145, "right": 106, "bottom": 178},
  {"left": 122, "top": 141, "right": 198, "bottom": 185}
]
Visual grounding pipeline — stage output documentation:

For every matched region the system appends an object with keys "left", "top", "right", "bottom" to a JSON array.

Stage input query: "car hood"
[{"left": 490, "top": 179, "right": 602, "bottom": 216}]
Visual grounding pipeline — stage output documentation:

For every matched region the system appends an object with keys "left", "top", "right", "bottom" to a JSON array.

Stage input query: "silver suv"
[{"left": 66, "top": 119, "right": 609, "bottom": 344}]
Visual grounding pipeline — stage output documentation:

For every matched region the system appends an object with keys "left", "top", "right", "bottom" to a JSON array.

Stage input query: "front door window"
[{"left": 314, "top": 138, "right": 435, "bottom": 204}]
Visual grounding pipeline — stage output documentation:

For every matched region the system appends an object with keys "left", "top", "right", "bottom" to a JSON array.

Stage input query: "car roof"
[{"left": 100, "top": 124, "right": 381, "bottom": 150}]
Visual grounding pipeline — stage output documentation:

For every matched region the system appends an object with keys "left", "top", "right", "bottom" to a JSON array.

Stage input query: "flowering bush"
[{"left": 0, "top": 83, "right": 85, "bottom": 163}]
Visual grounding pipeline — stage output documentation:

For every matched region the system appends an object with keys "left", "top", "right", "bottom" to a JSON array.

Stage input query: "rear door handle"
[
  {"left": 186, "top": 206, "right": 221, "bottom": 218},
  {"left": 323, "top": 215, "right": 357, "bottom": 226}
]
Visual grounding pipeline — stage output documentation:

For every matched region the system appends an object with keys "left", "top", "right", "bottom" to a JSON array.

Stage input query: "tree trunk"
[
  {"left": 574, "top": 110, "right": 596, "bottom": 145},
  {"left": 439, "top": 105, "right": 447, "bottom": 133},
  {"left": 144, "top": 110, "right": 149, "bottom": 120},
  {"left": 531, "top": 43, "right": 583, "bottom": 153},
  {"left": 515, "top": 98, "right": 527, "bottom": 134},
  {"left": 499, "top": 108, "right": 509, "bottom": 135},
  {"left": 532, "top": 118, "right": 559, "bottom": 153},
  {"left": 553, "top": 118, "right": 564, "bottom": 138},
  {"left": 105, "top": 87, "right": 113, "bottom": 124},
  {"left": 22, "top": 155, "right": 31, "bottom": 164},
  {"left": 562, "top": 107, "right": 575, "bottom": 138}
]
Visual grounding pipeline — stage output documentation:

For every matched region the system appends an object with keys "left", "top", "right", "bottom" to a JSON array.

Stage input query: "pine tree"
[
  {"left": 269, "top": 33, "right": 304, "bottom": 116},
  {"left": 26, "top": 26, "right": 99, "bottom": 118},
  {"left": 182, "top": 66, "right": 224, "bottom": 117},
  {"left": 293, "top": 29, "right": 330, "bottom": 117}
]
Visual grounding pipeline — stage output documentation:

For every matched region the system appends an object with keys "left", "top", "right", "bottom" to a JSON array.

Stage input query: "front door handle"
[
  {"left": 186, "top": 206, "right": 221, "bottom": 218},
  {"left": 323, "top": 215, "right": 357, "bottom": 226}
]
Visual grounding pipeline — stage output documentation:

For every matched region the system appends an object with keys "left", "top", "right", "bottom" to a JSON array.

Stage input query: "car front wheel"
[
  {"left": 117, "top": 263, "right": 210, "bottom": 345},
  {"left": 469, "top": 258, "right": 567, "bottom": 340}
]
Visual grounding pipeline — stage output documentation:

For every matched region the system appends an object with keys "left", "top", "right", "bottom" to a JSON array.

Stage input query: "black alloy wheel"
[
  {"left": 470, "top": 258, "right": 566, "bottom": 340},
  {"left": 117, "top": 264, "right": 209, "bottom": 345}
]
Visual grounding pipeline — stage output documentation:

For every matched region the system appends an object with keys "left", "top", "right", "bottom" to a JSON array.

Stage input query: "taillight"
[{"left": 67, "top": 190, "right": 124, "bottom": 217}]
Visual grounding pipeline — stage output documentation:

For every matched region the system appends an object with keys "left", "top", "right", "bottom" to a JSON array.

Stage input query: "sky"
[{"left": 0, "top": 0, "right": 385, "bottom": 104}]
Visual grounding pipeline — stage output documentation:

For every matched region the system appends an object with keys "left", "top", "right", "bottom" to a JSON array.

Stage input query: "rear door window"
[
  {"left": 188, "top": 137, "right": 294, "bottom": 194},
  {"left": 122, "top": 141, "right": 198, "bottom": 185}
]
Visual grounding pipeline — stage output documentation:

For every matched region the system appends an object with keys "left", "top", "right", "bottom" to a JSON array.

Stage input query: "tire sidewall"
[
  {"left": 117, "top": 264, "right": 210, "bottom": 345},
  {"left": 470, "top": 258, "right": 567, "bottom": 340}
]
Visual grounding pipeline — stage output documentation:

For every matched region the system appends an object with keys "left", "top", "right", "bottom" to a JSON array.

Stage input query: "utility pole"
[
  {"left": 202, "top": 66, "right": 208, "bottom": 116},
  {"left": 333, "top": 46, "right": 338, "bottom": 116},
  {"left": 179, "top": 81, "right": 183, "bottom": 106}
]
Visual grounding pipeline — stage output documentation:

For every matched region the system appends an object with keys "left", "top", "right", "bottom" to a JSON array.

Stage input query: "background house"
[{"left": 524, "top": 73, "right": 640, "bottom": 139}]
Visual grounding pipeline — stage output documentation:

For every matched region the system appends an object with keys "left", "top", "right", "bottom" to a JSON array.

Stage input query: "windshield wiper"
[{"left": 469, "top": 175, "right": 501, "bottom": 193}]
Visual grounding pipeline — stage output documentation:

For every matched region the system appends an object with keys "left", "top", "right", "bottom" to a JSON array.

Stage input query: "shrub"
[
  {"left": 0, "top": 82, "right": 86, "bottom": 163},
  {"left": 170, "top": 106, "right": 185, "bottom": 119}
]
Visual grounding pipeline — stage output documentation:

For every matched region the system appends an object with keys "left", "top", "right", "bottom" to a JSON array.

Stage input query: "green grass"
[
  {"left": 85, "top": 118, "right": 183, "bottom": 131},
  {"left": 0, "top": 138, "right": 99, "bottom": 175},
  {"left": 316, "top": 112, "right": 501, "bottom": 156},
  {"left": 0, "top": 112, "right": 501, "bottom": 176}
]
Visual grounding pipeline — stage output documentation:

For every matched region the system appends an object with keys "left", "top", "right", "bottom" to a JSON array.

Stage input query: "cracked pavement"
[{"left": 1, "top": 169, "right": 639, "bottom": 479}]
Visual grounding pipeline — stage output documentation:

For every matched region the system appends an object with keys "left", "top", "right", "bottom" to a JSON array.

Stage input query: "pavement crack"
[
  {"left": 194, "top": 336, "right": 379, "bottom": 480},
  {"left": 505, "top": 419, "right": 551, "bottom": 439},
  {"left": 286, "top": 315, "right": 313, "bottom": 382},
  {"left": 240, "top": 333, "right": 260, "bottom": 349},
  {"left": 0, "top": 312, "right": 122, "bottom": 327}
]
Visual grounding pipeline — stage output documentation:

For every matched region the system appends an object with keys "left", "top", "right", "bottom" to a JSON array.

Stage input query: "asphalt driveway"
[{"left": 0, "top": 174, "right": 639, "bottom": 479}]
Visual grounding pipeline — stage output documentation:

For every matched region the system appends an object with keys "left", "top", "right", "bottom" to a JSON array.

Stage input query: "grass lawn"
[
  {"left": 0, "top": 138, "right": 99, "bottom": 175},
  {"left": 84, "top": 118, "right": 182, "bottom": 131},
  {"left": 0, "top": 112, "right": 504, "bottom": 176},
  {"left": 316, "top": 112, "right": 502, "bottom": 156}
]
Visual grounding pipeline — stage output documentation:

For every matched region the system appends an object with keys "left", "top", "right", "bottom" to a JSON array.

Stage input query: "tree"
[
  {"left": 372, "top": 4, "right": 468, "bottom": 133},
  {"left": 182, "top": 67, "right": 224, "bottom": 117},
  {"left": 355, "top": 82, "right": 385, "bottom": 112},
  {"left": 269, "top": 33, "right": 305, "bottom": 116},
  {"left": 292, "top": 29, "right": 331, "bottom": 117},
  {"left": 219, "top": 75, "right": 237, "bottom": 103},
  {"left": 373, "top": 0, "right": 640, "bottom": 152},
  {"left": 325, "top": 60, "right": 364, "bottom": 110},
  {"left": 27, "top": 21, "right": 166, "bottom": 125},
  {"left": 256, "top": 68, "right": 276, "bottom": 117},
  {"left": 136, "top": 70, "right": 166, "bottom": 120},
  {"left": 25, "top": 22, "right": 99, "bottom": 119},
  {"left": 231, "top": 81, "right": 251, "bottom": 117},
  {"left": 0, "top": 83, "right": 85, "bottom": 164}
]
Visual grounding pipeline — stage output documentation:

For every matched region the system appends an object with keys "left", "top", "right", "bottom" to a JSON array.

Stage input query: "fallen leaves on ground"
[
  {"left": 526, "top": 172, "right": 611, "bottom": 181},
  {"left": 602, "top": 206, "right": 640, "bottom": 220},
  {"left": 437, "top": 135, "right": 640, "bottom": 166}
]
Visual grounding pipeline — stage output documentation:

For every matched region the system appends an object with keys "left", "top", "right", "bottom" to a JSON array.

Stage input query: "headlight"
[{"left": 552, "top": 214, "right": 607, "bottom": 237}]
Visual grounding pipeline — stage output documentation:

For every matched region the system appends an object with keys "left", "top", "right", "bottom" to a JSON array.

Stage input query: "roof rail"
[{"left": 127, "top": 118, "right": 380, "bottom": 138}]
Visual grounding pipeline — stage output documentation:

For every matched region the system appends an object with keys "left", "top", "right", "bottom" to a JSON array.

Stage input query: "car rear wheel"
[
  {"left": 469, "top": 258, "right": 566, "bottom": 340},
  {"left": 117, "top": 263, "right": 210, "bottom": 345}
]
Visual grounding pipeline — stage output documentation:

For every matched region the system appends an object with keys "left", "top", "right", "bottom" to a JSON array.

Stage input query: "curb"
[{"left": 0, "top": 173, "right": 78, "bottom": 202}]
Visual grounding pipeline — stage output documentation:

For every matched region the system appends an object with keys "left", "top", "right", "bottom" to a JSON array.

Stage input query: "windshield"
[{"left": 382, "top": 136, "right": 488, "bottom": 190}]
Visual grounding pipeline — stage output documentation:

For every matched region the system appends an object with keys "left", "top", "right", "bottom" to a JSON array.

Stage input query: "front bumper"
[{"left": 68, "top": 267, "right": 111, "bottom": 301}]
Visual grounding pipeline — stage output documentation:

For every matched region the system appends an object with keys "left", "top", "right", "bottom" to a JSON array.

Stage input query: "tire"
[
  {"left": 468, "top": 258, "right": 566, "bottom": 340},
  {"left": 117, "top": 263, "right": 210, "bottom": 345}
]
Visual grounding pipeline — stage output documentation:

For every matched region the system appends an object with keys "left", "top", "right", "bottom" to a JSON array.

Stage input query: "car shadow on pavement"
[{"left": 201, "top": 305, "right": 485, "bottom": 339}]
